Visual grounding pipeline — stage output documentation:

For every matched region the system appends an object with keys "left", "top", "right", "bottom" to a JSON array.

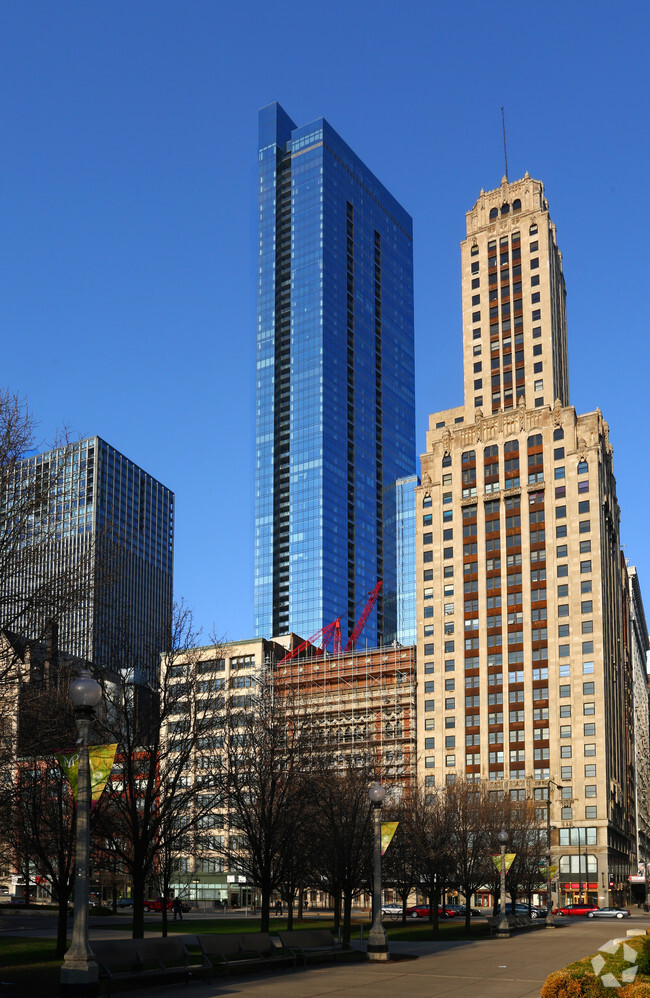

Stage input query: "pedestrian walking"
[
  {"left": 275, "top": 899, "right": 282, "bottom": 916},
  {"left": 172, "top": 897, "right": 183, "bottom": 922}
]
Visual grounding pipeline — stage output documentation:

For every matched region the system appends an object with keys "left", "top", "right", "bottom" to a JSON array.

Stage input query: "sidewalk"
[{"left": 119, "top": 921, "right": 630, "bottom": 998}]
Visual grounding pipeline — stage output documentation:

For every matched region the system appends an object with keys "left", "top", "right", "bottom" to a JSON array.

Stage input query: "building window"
[
  {"left": 580, "top": 560, "right": 592, "bottom": 574},
  {"left": 559, "top": 685, "right": 570, "bottom": 698},
  {"left": 584, "top": 743, "right": 596, "bottom": 756},
  {"left": 561, "top": 766, "right": 572, "bottom": 780},
  {"left": 577, "top": 460, "right": 588, "bottom": 474}
]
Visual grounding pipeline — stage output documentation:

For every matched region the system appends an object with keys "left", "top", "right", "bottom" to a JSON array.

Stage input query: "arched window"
[
  {"left": 471, "top": 243, "right": 479, "bottom": 256},
  {"left": 501, "top": 203, "right": 510, "bottom": 215},
  {"left": 527, "top": 434, "right": 543, "bottom": 448},
  {"left": 513, "top": 199, "right": 521, "bottom": 212},
  {"left": 578, "top": 460, "right": 588, "bottom": 475},
  {"left": 442, "top": 454, "right": 452, "bottom": 468},
  {"left": 553, "top": 428, "right": 564, "bottom": 440},
  {"left": 529, "top": 223, "right": 538, "bottom": 235},
  {"left": 489, "top": 207, "right": 498, "bottom": 220}
]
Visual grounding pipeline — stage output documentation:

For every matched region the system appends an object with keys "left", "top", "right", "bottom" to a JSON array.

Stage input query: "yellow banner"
[
  {"left": 381, "top": 821, "right": 399, "bottom": 856},
  {"left": 57, "top": 744, "right": 117, "bottom": 806},
  {"left": 492, "top": 852, "right": 516, "bottom": 873}
]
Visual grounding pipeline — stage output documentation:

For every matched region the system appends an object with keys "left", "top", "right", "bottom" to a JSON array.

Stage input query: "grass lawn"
[
  {"left": 101, "top": 912, "right": 491, "bottom": 943},
  {"left": 0, "top": 938, "right": 63, "bottom": 998}
]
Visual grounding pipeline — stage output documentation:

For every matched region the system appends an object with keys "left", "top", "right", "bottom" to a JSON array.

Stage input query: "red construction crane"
[
  {"left": 277, "top": 617, "right": 342, "bottom": 666},
  {"left": 276, "top": 579, "right": 382, "bottom": 664},
  {"left": 344, "top": 580, "right": 383, "bottom": 652}
]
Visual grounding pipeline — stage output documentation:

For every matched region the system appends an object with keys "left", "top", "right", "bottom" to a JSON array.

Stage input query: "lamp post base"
[
  {"left": 367, "top": 944, "right": 390, "bottom": 961},
  {"left": 496, "top": 918, "right": 510, "bottom": 938},
  {"left": 60, "top": 962, "right": 99, "bottom": 997}
]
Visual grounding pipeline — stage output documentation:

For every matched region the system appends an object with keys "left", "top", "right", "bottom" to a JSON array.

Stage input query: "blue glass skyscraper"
[{"left": 254, "top": 103, "right": 415, "bottom": 645}]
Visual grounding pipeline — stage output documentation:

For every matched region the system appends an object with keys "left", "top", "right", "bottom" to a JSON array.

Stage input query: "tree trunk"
[
  {"left": 333, "top": 892, "right": 341, "bottom": 932},
  {"left": 56, "top": 895, "right": 69, "bottom": 958},
  {"left": 430, "top": 884, "right": 441, "bottom": 937},
  {"left": 131, "top": 876, "right": 146, "bottom": 939},
  {"left": 342, "top": 890, "right": 353, "bottom": 945},
  {"left": 260, "top": 885, "right": 271, "bottom": 932}
]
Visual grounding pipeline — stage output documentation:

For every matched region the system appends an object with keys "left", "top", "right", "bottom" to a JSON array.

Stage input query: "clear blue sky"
[{"left": 1, "top": 1, "right": 648, "bottom": 642}]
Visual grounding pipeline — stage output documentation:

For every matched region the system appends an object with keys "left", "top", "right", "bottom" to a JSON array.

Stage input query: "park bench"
[
  {"left": 486, "top": 914, "right": 546, "bottom": 935},
  {"left": 91, "top": 936, "right": 200, "bottom": 995},
  {"left": 278, "top": 929, "right": 353, "bottom": 969},
  {"left": 197, "top": 931, "right": 294, "bottom": 980}
]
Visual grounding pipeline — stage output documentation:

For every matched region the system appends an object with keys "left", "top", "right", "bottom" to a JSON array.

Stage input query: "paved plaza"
[{"left": 3, "top": 910, "right": 649, "bottom": 998}]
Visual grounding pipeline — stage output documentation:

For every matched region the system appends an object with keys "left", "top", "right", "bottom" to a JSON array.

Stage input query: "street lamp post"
[
  {"left": 60, "top": 669, "right": 102, "bottom": 997},
  {"left": 367, "top": 782, "right": 388, "bottom": 961},
  {"left": 497, "top": 829, "right": 510, "bottom": 938},
  {"left": 545, "top": 778, "right": 565, "bottom": 927}
]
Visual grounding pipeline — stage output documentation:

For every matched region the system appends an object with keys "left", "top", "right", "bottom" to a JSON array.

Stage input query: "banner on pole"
[
  {"left": 492, "top": 852, "right": 516, "bottom": 873},
  {"left": 57, "top": 744, "right": 117, "bottom": 807},
  {"left": 380, "top": 821, "right": 399, "bottom": 856}
]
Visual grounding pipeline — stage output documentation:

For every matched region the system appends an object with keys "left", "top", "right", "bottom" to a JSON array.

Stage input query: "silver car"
[{"left": 587, "top": 907, "right": 630, "bottom": 919}]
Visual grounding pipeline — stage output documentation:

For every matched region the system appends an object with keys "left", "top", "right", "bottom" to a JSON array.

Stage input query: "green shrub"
[{"left": 635, "top": 939, "right": 650, "bottom": 978}]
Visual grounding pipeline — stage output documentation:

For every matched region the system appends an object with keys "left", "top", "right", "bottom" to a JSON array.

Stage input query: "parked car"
[
  {"left": 553, "top": 903, "right": 599, "bottom": 917},
  {"left": 587, "top": 907, "right": 630, "bottom": 919},
  {"left": 116, "top": 898, "right": 134, "bottom": 908},
  {"left": 405, "top": 905, "right": 454, "bottom": 919},
  {"left": 495, "top": 903, "right": 542, "bottom": 919},
  {"left": 143, "top": 897, "right": 190, "bottom": 913},
  {"left": 381, "top": 903, "right": 403, "bottom": 918},
  {"left": 445, "top": 904, "right": 483, "bottom": 918}
]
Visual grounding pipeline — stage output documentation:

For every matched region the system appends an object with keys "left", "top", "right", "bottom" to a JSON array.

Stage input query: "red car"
[
  {"left": 553, "top": 903, "right": 599, "bottom": 917},
  {"left": 143, "top": 897, "right": 190, "bottom": 913},
  {"left": 405, "top": 905, "right": 455, "bottom": 919}
]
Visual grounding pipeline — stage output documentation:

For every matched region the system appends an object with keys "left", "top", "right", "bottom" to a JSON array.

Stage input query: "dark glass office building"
[
  {"left": 1, "top": 436, "right": 173, "bottom": 680},
  {"left": 254, "top": 103, "right": 415, "bottom": 645}
]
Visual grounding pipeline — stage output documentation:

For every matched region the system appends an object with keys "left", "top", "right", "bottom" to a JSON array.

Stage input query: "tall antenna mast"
[{"left": 501, "top": 106, "right": 509, "bottom": 181}]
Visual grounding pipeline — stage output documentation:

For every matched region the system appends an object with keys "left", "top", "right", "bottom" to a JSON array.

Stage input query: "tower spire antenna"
[{"left": 501, "top": 106, "right": 509, "bottom": 182}]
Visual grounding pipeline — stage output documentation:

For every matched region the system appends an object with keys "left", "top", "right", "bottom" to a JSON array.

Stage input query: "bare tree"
[
  {"left": 410, "top": 785, "right": 454, "bottom": 936},
  {"left": 93, "top": 602, "right": 222, "bottom": 938},
  {"left": 382, "top": 788, "right": 428, "bottom": 923},
  {"left": 0, "top": 389, "right": 96, "bottom": 655},
  {"left": 447, "top": 781, "right": 497, "bottom": 932},
  {"left": 5, "top": 656, "right": 80, "bottom": 956},
  {"left": 216, "top": 671, "right": 312, "bottom": 932},
  {"left": 309, "top": 761, "right": 374, "bottom": 944}
]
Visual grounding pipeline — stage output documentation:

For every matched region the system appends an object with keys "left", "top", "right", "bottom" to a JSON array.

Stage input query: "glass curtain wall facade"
[
  {"left": 2, "top": 436, "right": 173, "bottom": 682},
  {"left": 254, "top": 103, "right": 415, "bottom": 645},
  {"left": 383, "top": 475, "right": 418, "bottom": 646}
]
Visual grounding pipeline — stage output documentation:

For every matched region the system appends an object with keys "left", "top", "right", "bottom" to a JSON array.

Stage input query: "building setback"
[
  {"left": 416, "top": 174, "right": 645, "bottom": 908},
  {"left": 254, "top": 103, "right": 415, "bottom": 646},
  {"left": 1, "top": 436, "right": 173, "bottom": 680}
]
